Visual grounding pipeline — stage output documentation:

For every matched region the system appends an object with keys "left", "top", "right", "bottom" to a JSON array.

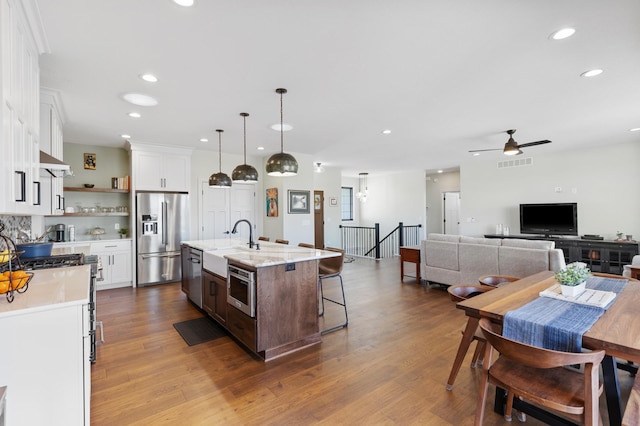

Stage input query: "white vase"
[{"left": 560, "top": 281, "right": 586, "bottom": 297}]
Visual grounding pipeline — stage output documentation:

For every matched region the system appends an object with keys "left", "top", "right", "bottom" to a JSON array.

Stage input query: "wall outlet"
[{"left": 115, "top": 223, "right": 120, "bottom": 230}]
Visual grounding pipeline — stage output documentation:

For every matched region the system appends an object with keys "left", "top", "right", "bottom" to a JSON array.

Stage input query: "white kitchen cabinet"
[
  {"left": 0, "top": 0, "right": 46, "bottom": 215},
  {"left": 91, "top": 239, "right": 132, "bottom": 289},
  {"left": 39, "top": 88, "right": 66, "bottom": 215},
  {"left": 129, "top": 143, "right": 192, "bottom": 192}
]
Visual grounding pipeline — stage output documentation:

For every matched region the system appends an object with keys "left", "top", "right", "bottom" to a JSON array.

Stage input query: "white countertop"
[
  {"left": 0, "top": 265, "right": 90, "bottom": 318},
  {"left": 182, "top": 239, "right": 340, "bottom": 272}
]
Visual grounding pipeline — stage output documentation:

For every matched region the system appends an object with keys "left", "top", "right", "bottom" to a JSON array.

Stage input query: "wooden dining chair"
[
  {"left": 275, "top": 239, "right": 289, "bottom": 245},
  {"left": 477, "top": 275, "right": 520, "bottom": 287},
  {"left": 446, "top": 284, "right": 495, "bottom": 390},
  {"left": 475, "top": 318, "right": 605, "bottom": 426},
  {"left": 258, "top": 236, "right": 269, "bottom": 242}
]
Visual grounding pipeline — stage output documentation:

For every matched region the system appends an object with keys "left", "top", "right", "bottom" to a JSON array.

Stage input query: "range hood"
[{"left": 40, "top": 151, "right": 70, "bottom": 176}]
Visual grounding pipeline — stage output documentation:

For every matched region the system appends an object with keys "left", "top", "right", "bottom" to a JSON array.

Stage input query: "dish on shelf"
[{"left": 84, "top": 184, "right": 95, "bottom": 188}]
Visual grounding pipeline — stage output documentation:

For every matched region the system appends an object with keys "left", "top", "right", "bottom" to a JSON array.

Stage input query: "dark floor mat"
[{"left": 173, "top": 317, "right": 227, "bottom": 346}]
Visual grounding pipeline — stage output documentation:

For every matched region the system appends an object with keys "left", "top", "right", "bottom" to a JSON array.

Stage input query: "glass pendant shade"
[
  {"left": 266, "top": 88, "right": 298, "bottom": 177},
  {"left": 209, "top": 129, "right": 232, "bottom": 187},
  {"left": 232, "top": 112, "right": 259, "bottom": 183}
]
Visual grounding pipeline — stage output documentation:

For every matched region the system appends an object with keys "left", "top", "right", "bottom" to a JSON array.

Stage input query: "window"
[{"left": 341, "top": 187, "right": 353, "bottom": 221}]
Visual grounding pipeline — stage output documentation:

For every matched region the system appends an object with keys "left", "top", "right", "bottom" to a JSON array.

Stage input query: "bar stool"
[
  {"left": 318, "top": 247, "right": 348, "bottom": 334},
  {"left": 298, "top": 243, "right": 315, "bottom": 248},
  {"left": 477, "top": 275, "right": 520, "bottom": 287},
  {"left": 258, "top": 236, "right": 270, "bottom": 242},
  {"left": 446, "top": 284, "right": 495, "bottom": 390},
  {"left": 275, "top": 239, "right": 289, "bottom": 244}
]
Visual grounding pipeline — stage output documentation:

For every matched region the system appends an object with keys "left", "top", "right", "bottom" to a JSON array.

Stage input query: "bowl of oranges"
[{"left": 0, "top": 270, "right": 33, "bottom": 302}]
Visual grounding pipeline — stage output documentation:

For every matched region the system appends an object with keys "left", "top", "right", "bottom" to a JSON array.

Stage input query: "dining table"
[{"left": 455, "top": 270, "right": 640, "bottom": 426}]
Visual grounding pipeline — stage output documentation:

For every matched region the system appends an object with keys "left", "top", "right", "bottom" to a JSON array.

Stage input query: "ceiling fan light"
[{"left": 266, "top": 152, "right": 298, "bottom": 176}]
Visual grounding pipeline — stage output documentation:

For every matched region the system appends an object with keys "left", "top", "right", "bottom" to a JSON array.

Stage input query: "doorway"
[
  {"left": 314, "top": 190, "right": 324, "bottom": 248},
  {"left": 443, "top": 192, "right": 460, "bottom": 235},
  {"left": 200, "top": 180, "right": 257, "bottom": 240}
]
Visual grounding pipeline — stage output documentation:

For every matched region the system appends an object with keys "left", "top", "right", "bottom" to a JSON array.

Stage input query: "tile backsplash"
[{"left": 0, "top": 215, "right": 32, "bottom": 243}]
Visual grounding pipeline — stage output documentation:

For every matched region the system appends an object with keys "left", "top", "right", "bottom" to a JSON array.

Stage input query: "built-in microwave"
[{"left": 227, "top": 264, "right": 256, "bottom": 317}]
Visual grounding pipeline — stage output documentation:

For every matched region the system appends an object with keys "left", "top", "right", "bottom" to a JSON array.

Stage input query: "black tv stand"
[{"left": 484, "top": 234, "right": 638, "bottom": 275}]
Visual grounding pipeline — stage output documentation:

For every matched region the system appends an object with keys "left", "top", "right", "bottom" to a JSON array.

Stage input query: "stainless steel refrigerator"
[{"left": 136, "top": 192, "right": 189, "bottom": 286}]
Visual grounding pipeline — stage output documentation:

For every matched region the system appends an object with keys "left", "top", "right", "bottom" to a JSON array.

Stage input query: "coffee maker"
[{"left": 53, "top": 224, "right": 65, "bottom": 242}]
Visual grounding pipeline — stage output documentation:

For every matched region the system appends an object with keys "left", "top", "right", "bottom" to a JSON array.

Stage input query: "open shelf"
[
  {"left": 64, "top": 187, "right": 129, "bottom": 193},
  {"left": 62, "top": 212, "right": 129, "bottom": 217}
]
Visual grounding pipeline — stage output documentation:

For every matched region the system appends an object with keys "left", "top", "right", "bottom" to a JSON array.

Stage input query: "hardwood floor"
[{"left": 92, "top": 257, "right": 634, "bottom": 425}]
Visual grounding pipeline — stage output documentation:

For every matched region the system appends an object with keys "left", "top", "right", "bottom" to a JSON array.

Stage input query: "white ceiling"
[{"left": 36, "top": 0, "right": 640, "bottom": 177}]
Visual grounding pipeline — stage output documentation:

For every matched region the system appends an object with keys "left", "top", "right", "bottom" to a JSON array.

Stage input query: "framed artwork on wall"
[
  {"left": 288, "top": 190, "right": 310, "bottom": 214},
  {"left": 266, "top": 188, "right": 278, "bottom": 217},
  {"left": 84, "top": 153, "right": 96, "bottom": 170}
]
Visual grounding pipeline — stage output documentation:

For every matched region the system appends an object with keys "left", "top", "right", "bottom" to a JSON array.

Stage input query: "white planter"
[{"left": 560, "top": 281, "right": 586, "bottom": 297}]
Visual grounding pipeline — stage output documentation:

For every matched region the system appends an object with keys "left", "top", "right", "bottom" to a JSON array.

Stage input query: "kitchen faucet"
[{"left": 231, "top": 219, "right": 255, "bottom": 249}]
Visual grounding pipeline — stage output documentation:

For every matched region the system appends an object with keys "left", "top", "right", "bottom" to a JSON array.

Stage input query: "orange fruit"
[{"left": 0, "top": 280, "right": 8, "bottom": 294}]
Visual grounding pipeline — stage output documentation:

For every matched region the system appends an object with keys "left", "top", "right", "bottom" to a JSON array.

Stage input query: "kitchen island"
[
  {"left": 0, "top": 265, "right": 91, "bottom": 426},
  {"left": 181, "top": 239, "right": 341, "bottom": 361}
]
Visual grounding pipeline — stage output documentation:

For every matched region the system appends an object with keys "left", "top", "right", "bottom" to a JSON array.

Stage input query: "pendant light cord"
[
  {"left": 217, "top": 129, "right": 223, "bottom": 172},
  {"left": 243, "top": 114, "right": 247, "bottom": 164},
  {"left": 280, "top": 90, "right": 284, "bottom": 153}
]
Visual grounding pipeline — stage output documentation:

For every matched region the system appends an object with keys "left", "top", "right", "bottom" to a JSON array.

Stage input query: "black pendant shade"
[
  {"left": 209, "top": 129, "right": 232, "bottom": 187},
  {"left": 266, "top": 88, "right": 298, "bottom": 176},
  {"left": 232, "top": 112, "right": 259, "bottom": 183}
]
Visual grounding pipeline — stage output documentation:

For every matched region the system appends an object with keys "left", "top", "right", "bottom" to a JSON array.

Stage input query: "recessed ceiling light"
[
  {"left": 257, "top": 146, "right": 264, "bottom": 150},
  {"left": 120, "top": 134, "right": 131, "bottom": 139},
  {"left": 270, "top": 123, "right": 293, "bottom": 132},
  {"left": 128, "top": 112, "right": 141, "bottom": 118},
  {"left": 550, "top": 28, "right": 576, "bottom": 40},
  {"left": 173, "top": 0, "right": 194, "bottom": 6},
  {"left": 473, "top": 153, "right": 480, "bottom": 156},
  {"left": 629, "top": 128, "right": 640, "bottom": 132},
  {"left": 437, "top": 170, "right": 443, "bottom": 173},
  {"left": 381, "top": 129, "right": 391, "bottom": 134},
  {"left": 122, "top": 93, "right": 158, "bottom": 106},
  {"left": 580, "top": 69, "right": 603, "bottom": 78},
  {"left": 200, "top": 138, "right": 208, "bottom": 142},
  {"left": 139, "top": 74, "right": 158, "bottom": 83}
]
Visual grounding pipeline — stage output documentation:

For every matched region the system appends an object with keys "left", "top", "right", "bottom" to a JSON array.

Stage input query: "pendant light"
[
  {"left": 209, "top": 129, "right": 232, "bottom": 187},
  {"left": 232, "top": 112, "right": 259, "bottom": 183},
  {"left": 266, "top": 88, "right": 298, "bottom": 176},
  {"left": 355, "top": 172, "right": 368, "bottom": 203}
]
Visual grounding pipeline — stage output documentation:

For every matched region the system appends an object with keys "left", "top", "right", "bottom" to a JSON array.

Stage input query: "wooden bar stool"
[
  {"left": 275, "top": 239, "right": 289, "bottom": 244},
  {"left": 258, "top": 236, "right": 270, "bottom": 242},
  {"left": 318, "top": 247, "right": 348, "bottom": 334},
  {"left": 298, "top": 243, "right": 314, "bottom": 248},
  {"left": 446, "top": 284, "right": 495, "bottom": 391}
]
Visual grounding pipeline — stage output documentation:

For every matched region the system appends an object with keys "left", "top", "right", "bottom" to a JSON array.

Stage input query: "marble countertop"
[
  {"left": 182, "top": 239, "right": 340, "bottom": 270},
  {"left": 0, "top": 265, "right": 90, "bottom": 318}
]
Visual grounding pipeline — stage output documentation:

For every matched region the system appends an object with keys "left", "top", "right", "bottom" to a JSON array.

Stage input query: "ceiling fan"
[{"left": 469, "top": 129, "right": 552, "bottom": 156}]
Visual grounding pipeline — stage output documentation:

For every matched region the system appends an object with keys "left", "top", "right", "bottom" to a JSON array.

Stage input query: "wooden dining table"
[{"left": 455, "top": 270, "right": 640, "bottom": 426}]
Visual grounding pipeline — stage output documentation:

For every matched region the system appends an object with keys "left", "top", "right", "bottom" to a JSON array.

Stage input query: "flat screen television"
[{"left": 519, "top": 203, "right": 578, "bottom": 237}]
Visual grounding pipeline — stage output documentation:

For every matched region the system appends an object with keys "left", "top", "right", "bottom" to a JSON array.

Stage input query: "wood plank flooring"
[{"left": 92, "top": 257, "right": 634, "bottom": 425}]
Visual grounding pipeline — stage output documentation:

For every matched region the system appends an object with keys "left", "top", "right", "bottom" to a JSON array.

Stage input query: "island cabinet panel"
[
  {"left": 227, "top": 305, "right": 256, "bottom": 352},
  {"left": 202, "top": 268, "right": 227, "bottom": 326},
  {"left": 256, "top": 259, "right": 320, "bottom": 357}
]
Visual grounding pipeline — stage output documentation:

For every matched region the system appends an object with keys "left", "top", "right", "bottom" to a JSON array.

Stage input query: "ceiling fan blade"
[
  {"left": 517, "top": 140, "right": 552, "bottom": 149},
  {"left": 468, "top": 148, "right": 503, "bottom": 153}
]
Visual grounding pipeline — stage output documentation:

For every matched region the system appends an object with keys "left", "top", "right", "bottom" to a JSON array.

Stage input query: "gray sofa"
[{"left": 420, "top": 233, "right": 566, "bottom": 286}]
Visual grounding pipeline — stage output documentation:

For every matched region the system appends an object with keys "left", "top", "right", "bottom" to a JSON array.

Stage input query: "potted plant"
[
  {"left": 554, "top": 263, "right": 591, "bottom": 297},
  {"left": 118, "top": 228, "right": 129, "bottom": 239}
]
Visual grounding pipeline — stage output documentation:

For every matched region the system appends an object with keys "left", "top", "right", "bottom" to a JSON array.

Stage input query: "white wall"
[
  {"left": 458, "top": 141, "right": 640, "bottom": 240},
  {"left": 312, "top": 166, "right": 342, "bottom": 248},
  {"left": 357, "top": 171, "right": 427, "bottom": 239}
]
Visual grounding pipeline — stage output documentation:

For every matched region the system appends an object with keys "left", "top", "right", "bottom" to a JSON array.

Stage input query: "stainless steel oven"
[{"left": 227, "top": 264, "right": 256, "bottom": 317}]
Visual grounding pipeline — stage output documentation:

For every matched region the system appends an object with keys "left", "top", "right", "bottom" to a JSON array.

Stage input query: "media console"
[{"left": 484, "top": 234, "right": 639, "bottom": 275}]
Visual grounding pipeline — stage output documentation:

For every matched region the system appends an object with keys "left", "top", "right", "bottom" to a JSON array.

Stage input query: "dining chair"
[
  {"left": 477, "top": 275, "right": 520, "bottom": 287},
  {"left": 258, "top": 236, "right": 269, "bottom": 242},
  {"left": 475, "top": 318, "right": 605, "bottom": 426},
  {"left": 446, "top": 284, "right": 495, "bottom": 390},
  {"left": 275, "top": 239, "right": 289, "bottom": 244},
  {"left": 298, "top": 243, "right": 315, "bottom": 248},
  {"left": 318, "top": 247, "right": 347, "bottom": 334}
]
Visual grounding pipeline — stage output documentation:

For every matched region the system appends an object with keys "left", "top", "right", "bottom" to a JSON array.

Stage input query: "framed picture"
[
  {"left": 288, "top": 190, "right": 310, "bottom": 214},
  {"left": 84, "top": 153, "right": 96, "bottom": 170},
  {"left": 266, "top": 188, "right": 278, "bottom": 217}
]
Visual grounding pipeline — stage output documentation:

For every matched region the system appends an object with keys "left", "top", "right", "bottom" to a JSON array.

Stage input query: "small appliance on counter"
[{"left": 53, "top": 224, "right": 65, "bottom": 242}]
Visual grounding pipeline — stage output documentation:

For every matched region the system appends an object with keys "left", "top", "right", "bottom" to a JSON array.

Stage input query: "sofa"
[{"left": 420, "top": 233, "right": 566, "bottom": 286}]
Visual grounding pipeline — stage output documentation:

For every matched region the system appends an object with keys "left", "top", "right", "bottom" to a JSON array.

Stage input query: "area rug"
[{"left": 173, "top": 317, "right": 227, "bottom": 346}]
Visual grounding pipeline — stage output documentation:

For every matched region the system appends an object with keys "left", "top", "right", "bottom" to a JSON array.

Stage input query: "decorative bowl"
[{"left": 84, "top": 184, "right": 95, "bottom": 188}]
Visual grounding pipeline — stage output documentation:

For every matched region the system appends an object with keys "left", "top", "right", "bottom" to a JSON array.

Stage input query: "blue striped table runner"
[{"left": 502, "top": 277, "right": 628, "bottom": 352}]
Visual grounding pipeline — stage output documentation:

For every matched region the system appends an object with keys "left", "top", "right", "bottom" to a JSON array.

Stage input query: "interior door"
[
  {"left": 230, "top": 183, "right": 256, "bottom": 241},
  {"left": 314, "top": 190, "right": 324, "bottom": 248},
  {"left": 201, "top": 180, "right": 230, "bottom": 240},
  {"left": 443, "top": 192, "right": 461, "bottom": 235}
]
